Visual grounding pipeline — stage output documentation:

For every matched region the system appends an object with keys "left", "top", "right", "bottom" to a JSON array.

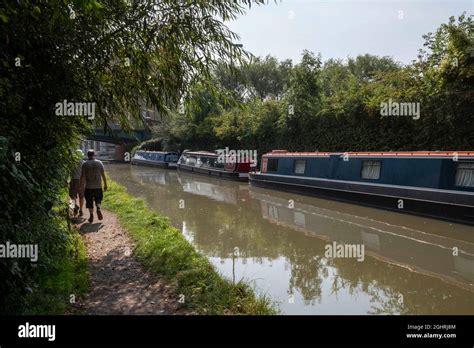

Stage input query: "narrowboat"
[
  {"left": 177, "top": 150, "right": 252, "bottom": 181},
  {"left": 131, "top": 150, "right": 180, "bottom": 168},
  {"left": 249, "top": 150, "right": 474, "bottom": 225}
]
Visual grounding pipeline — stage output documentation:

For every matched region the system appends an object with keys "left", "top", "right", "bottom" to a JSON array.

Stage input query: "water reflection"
[
  {"left": 253, "top": 190, "right": 474, "bottom": 287},
  {"left": 108, "top": 164, "right": 474, "bottom": 314}
]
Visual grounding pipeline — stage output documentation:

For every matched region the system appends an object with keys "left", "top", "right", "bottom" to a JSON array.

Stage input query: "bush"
[{"left": 0, "top": 137, "right": 82, "bottom": 313}]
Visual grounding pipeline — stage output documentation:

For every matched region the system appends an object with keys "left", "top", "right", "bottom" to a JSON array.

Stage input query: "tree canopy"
[{"left": 153, "top": 14, "right": 473, "bottom": 154}]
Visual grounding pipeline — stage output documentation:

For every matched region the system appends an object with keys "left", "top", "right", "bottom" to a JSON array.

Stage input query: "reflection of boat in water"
[
  {"left": 129, "top": 165, "right": 249, "bottom": 204},
  {"left": 250, "top": 189, "right": 474, "bottom": 290},
  {"left": 177, "top": 171, "right": 248, "bottom": 204},
  {"left": 130, "top": 165, "right": 178, "bottom": 185}
]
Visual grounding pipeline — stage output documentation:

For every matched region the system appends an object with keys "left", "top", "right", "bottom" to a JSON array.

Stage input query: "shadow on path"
[{"left": 79, "top": 222, "right": 104, "bottom": 234}]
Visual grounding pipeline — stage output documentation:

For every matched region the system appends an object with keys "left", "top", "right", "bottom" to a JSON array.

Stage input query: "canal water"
[{"left": 107, "top": 164, "right": 474, "bottom": 315}]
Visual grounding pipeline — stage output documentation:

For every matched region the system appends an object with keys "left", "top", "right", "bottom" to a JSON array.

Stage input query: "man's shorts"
[
  {"left": 84, "top": 188, "right": 103, "bottom": 209},
  {"left": 69, "top": 179, "right": 85, "bottom": 199}
]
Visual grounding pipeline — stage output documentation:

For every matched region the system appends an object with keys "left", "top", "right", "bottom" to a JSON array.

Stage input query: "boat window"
[
  {"left": 361, "top": 160, "right": 381, "bottom": 180},
  {"left": 186, "top": 156, "right": 196, "bottom": 165},
  {"left": 203, "top": 157, "right": 216, "bottom": 167},
  {"left": 267, "top": 158, "right": 279, "bottom": 172},
  {"left": 455, "top": 162, "right": 474, "bottom": 187},
  {"left": 214, "top": 159, "right": 225, "bottom": 169},
  {"left": 167, "top": 154, "right": 179, "bottom": 162},
  {"left": 294, "top": 159, "right": 306, "bottom": 174}
]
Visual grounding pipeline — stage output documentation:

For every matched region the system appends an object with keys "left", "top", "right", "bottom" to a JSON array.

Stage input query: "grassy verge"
[
  {"left": 102, "top": 179, "right": 277, "bottom": 315},
  {"left": 23, "top": 219, "right": 89, "bottom": 315}
]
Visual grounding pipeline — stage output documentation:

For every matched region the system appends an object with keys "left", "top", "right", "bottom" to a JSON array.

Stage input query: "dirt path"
[{"left": 73, "top": 209, "right": 190, "bottom": 315}]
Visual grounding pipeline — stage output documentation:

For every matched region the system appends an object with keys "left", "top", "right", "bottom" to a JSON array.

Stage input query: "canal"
[{"left": 107, "top": 163, "right": 474, "bottom": 315}]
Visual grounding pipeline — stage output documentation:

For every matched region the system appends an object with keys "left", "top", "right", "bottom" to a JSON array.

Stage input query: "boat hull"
[
  {"left": 177, "top": 163, "right": 249, "bottom": 181},
  {"left": 249, "top": 173, "right": 474, "bottom": 225},
  {"left": 131, "top": 158, "right": 177, "bottom": 169}
]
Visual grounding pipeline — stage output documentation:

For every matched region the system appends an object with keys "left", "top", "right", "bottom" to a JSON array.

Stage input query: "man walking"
[{"left": 80, "top": 149, "right": 107, "bottom": 223}]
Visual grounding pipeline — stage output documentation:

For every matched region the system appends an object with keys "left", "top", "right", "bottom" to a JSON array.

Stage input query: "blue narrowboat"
[
  {"left": 131, "top": 150, "right": 180, "bottom": 169},
  {"left": 249, "top": 150, "right": 474, "bottom": 225},
  {"left": 177, "top": 150, "right": 252, "bottom": 181}
]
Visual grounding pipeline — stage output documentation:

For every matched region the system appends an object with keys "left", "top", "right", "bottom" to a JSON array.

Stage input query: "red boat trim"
[{"left": 264, "top": 151, "right": 474, "bottom": 157}]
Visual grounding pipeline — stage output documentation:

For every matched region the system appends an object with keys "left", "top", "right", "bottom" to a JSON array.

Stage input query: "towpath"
[{"left": 72, "top": 209, "right": 191, "bottom": 315}]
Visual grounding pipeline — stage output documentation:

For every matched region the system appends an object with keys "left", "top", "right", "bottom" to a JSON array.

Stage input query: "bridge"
[
  {"left": 82, "top": 125, "right": 152, "bottom": 161},
  {"left": 88, "top": 125, "right": 151, "bottom": 144}
]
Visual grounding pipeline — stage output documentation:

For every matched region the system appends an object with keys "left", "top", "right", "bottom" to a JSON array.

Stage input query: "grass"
[
  {"left": 102, "top": 179, "right": 277, "bottom": 315},
  {"left": 24, "top": 224, "right": 89, "bottom": 315}
]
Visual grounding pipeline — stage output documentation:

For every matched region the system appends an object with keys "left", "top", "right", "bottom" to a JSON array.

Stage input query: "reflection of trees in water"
[
  {"left": 366, "top": 285, "right": 404, "bottom": 315},
  {"left": 180, "top": 197, "right": 288, "bottom": 259},
  {"left": 328, "top": 257, "right": 474, "bottom": 314},
  {"left": 287, "top": 255, "right": 326, "bottom": 305},
  {"left": 180, "top": 195, "right": 331, "bottom": 303}
]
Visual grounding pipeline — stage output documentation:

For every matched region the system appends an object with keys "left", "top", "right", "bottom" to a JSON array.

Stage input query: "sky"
[{"left": 228, "top": 0, "right": 473, "bottom": 65}]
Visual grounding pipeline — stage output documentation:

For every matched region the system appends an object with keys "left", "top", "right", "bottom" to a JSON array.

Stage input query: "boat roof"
[
  {"left": 137, "top": 150, "right": 179, "bottom": 154},
  {"left": 182, "top": 151, "right": 218, "bottom": 157},
  {"left": 264, "top": 150, "right": 474, "bottom": 157}
]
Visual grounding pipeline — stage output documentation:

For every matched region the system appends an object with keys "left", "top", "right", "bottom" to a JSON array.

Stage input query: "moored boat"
[
  {"left": 131, "top": 150, "right": 180, "bottom": 169},
  {"left": 177, "top": 150, "right": 252, "bottom": 181},
  {"left": 249, "top": 150, "right": 474, "bottom": 224}
]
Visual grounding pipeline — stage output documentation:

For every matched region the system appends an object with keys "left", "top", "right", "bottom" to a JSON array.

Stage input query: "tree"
[
  {"left": 244, "top": 55, "right": 292, "bottom": 100},
  {"left": 347, "top": 54, "right": 400, "bottom": 81},
  {"left": 281, "top": 51, "right": 322, "bottom": 149}
]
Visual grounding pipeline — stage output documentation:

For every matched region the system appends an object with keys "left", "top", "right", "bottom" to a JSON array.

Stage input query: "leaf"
[{"left": 0, "top": 13, "right": 8, "bottom": 23}]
